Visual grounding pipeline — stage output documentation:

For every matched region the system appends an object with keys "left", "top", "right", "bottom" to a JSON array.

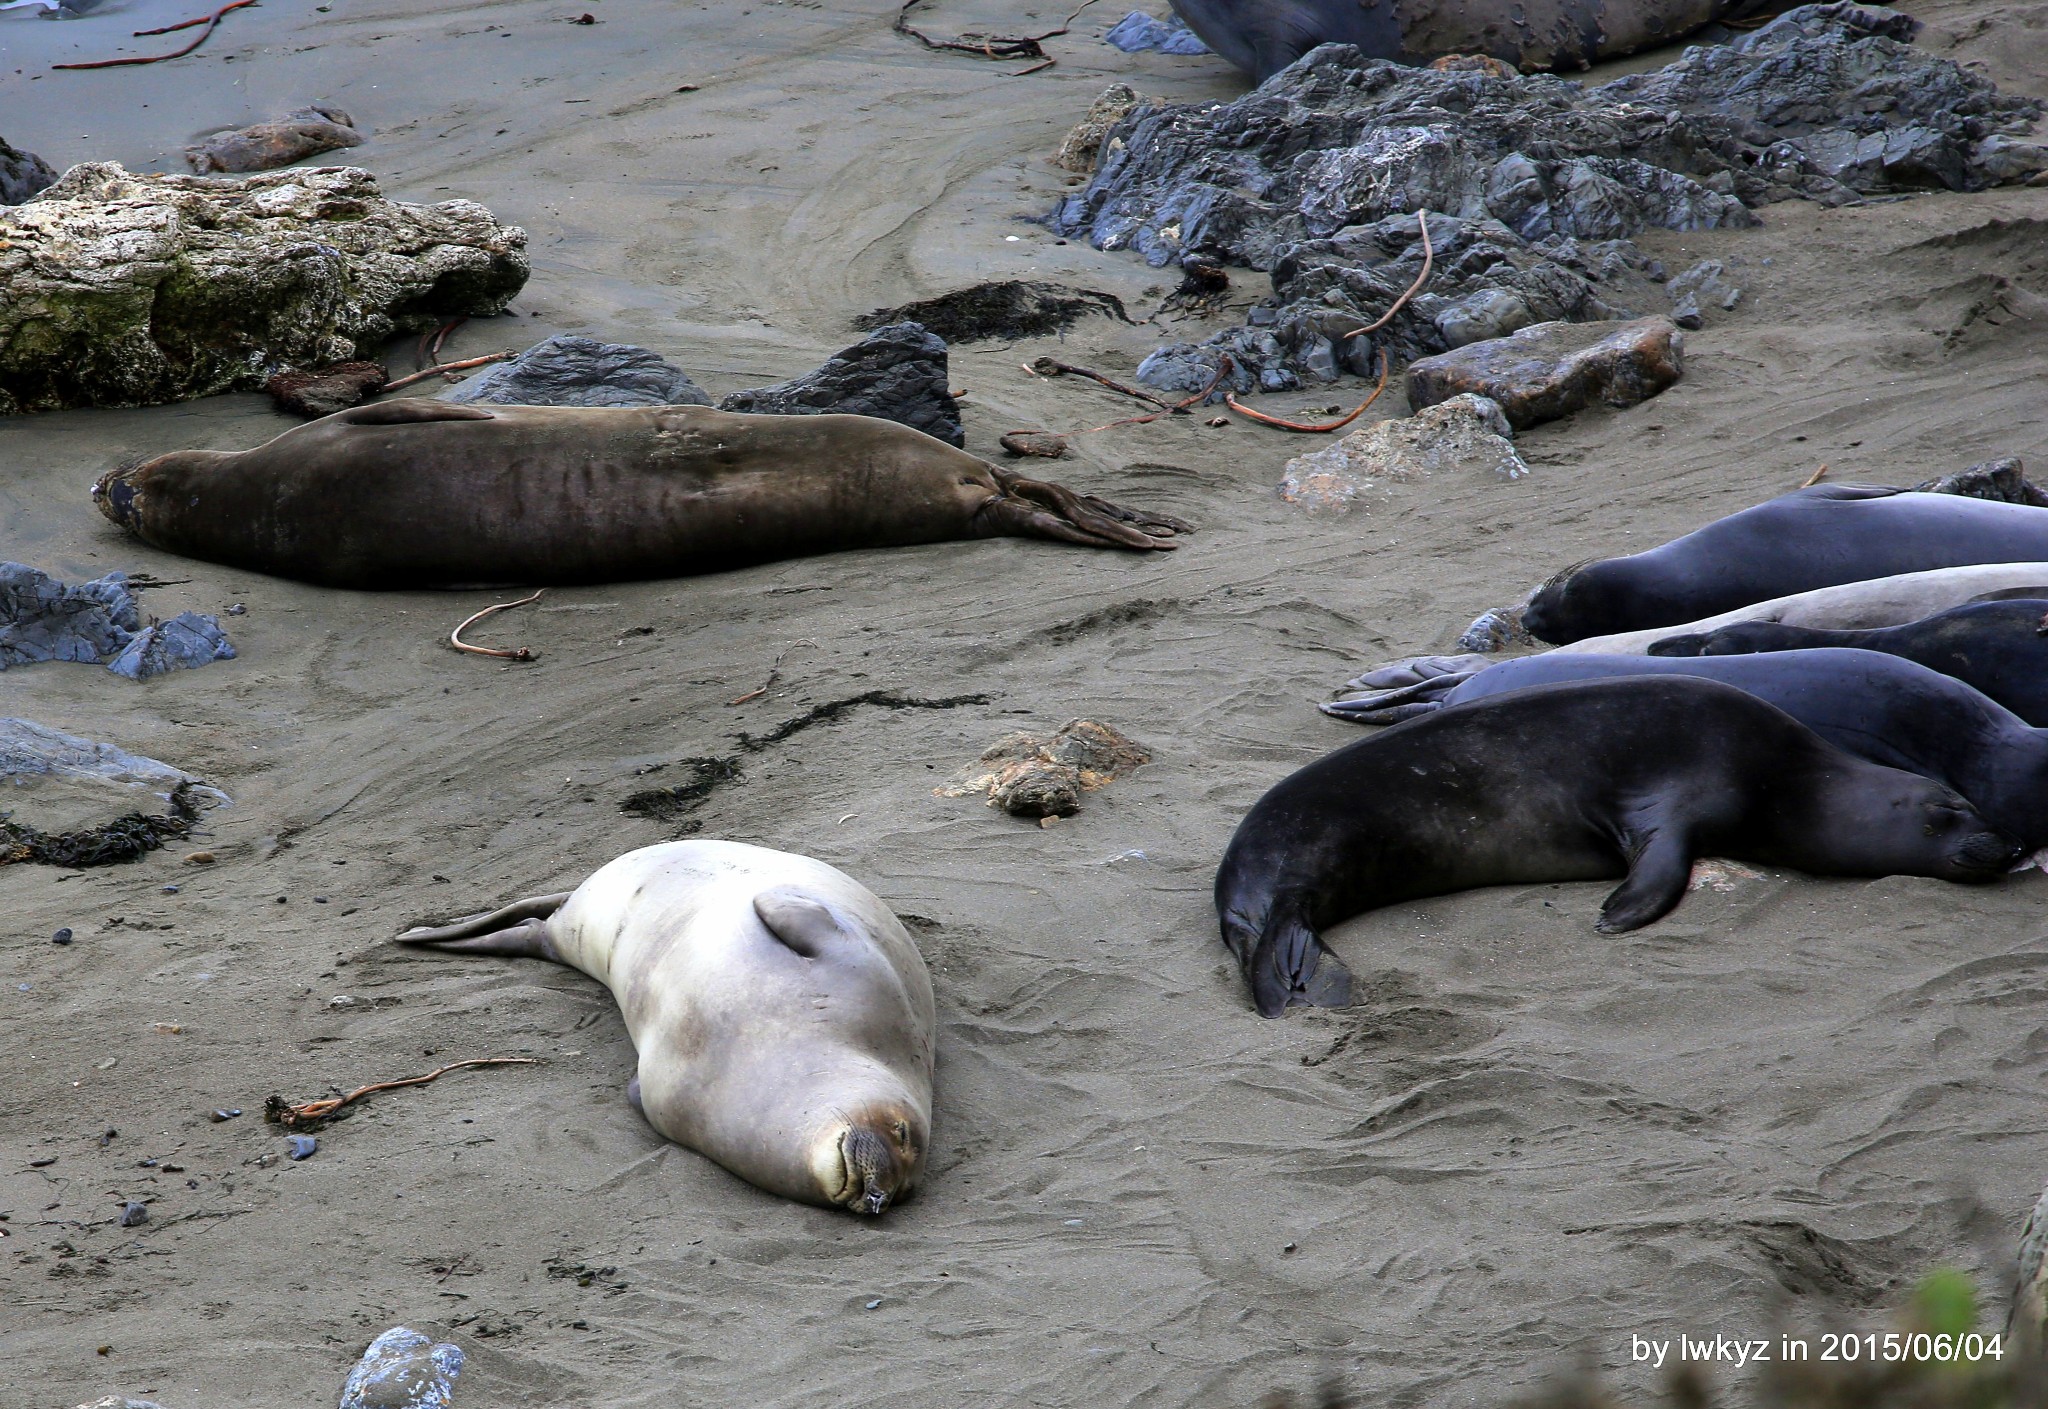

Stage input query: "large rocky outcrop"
[
  {"left": 0, "top": 163, "right": 528, "bottom": 415},
  {"left": 1052, "top": 4, "right": 2046, "bottom": 393}
]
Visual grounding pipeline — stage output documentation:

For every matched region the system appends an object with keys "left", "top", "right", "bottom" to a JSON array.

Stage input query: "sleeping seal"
[
  {"left": 1322, "top": 647, "right": 2048, "bottom": 851},
  {"left": 92, "top": 400, "right": 1189, "bottom": 588},
  {"left": 1219, "top": 676, "right": 2017, "bottom": 1016},
  {"left": 1523, "top": 486, "right": 2048, "bottom": 644},
  {"left": 1648, "top": 600, "right": 2048, "bottom": 727},
  {"left": 397, "top": 840, "right": 934, "bottom": 1215}
]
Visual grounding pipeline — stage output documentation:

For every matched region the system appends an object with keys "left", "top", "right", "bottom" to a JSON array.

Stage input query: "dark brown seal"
[
  {"left": 1216, "top": 676, "right": 2018, "bottom": 1016},
  {"left": 92, "top": 401, "right": 1189, "bottom": 588}
]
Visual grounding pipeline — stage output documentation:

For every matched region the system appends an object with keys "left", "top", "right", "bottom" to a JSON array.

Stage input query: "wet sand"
[{"left": 2, "top": 0, "right": 2047, "bottom": 1403}]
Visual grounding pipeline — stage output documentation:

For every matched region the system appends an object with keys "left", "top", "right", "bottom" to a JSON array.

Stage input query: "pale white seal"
[{"left": 396, "top": 839, "right": 934, "bottom": 1215}]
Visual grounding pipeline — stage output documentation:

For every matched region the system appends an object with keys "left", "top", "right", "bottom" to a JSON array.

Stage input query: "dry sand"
[{"left": 2, "top": 0, "right": 2047, "bottom": 1403}]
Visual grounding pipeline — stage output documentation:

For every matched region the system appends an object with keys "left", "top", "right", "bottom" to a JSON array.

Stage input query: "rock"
[
  {"left": 74, "top": 1399, "right": 165, "bottom": 1409},
  {"left": 1278, "top": 394, "right": 1528, "bottom": 513},
  {"left": 441, "top": 334, "right": 710, "bottom": 408},
  {"left": 1, "top": 136, "right": 56, "bottom": 205},
  {"left": 1102, "top": 10, "right": 1209, "bottom": 54},
  {"left": 1051, "top": 5, "right": 2042, "bottom": 389},
  {"left": 1457, "top": 605, "right": 1537, "bottom": 652},
  {"left": 106, "top": 613, "right": 237, "bottom": 680},
  {"left": 118, "top": 1200, "right": 147, "bottom": 1227},
  {"left": 0, "top": 163, "right": 528, "bottom": 415},
  {"left": 999, "top": 429, "right": 1071, "bottom": 458},
  {"left": 0, "top": 719, "right": 222, "bottom": 867},
  {"left": 339, "top": 1326, "right": 465, "bottom": 1409},
  {"left": 186, "top": 106, "right": 366, "bottom": 174},
  {"left": 0, "top": 563, "right": 235, "bottom": 680},
  {"left": 286, "top": 1135, "right": 319, "bottom": 1160},
  {"left": 0, "top": 718, "right": 225, "bottom": 808},
  {"left": 719, "top": 322, "right": 964, "bottom": 447},
  {"left": 1056, "top": 84, "right": 1147, "bottom": 173},
  {"left": 856, "top": 282, "right": 1129, "bottom": 343},
  {"left": 1911, "top": 457, "right": 2048, "bottom": 506},
  {"left": 1406, "top": 317, "right": 1682, "bottom": 430},
  {"left": 266, "top": 361, "right": 390, "bottom": 418},
  {"left": 1667, "top": 259, "right": 1742, "bottom": 329},
  {"left": 940, "top": 720, "right": 1151, "bottom": 819}
]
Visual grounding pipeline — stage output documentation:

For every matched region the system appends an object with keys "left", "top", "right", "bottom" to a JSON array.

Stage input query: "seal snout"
[
  {"left": 92, "top": 461, "right": 146, "bottom": 530},
  {"left": 1952, "top": 827, "right": 2025, "bottom": 880},
  {"left": 836, "top": 1115, "right": 922, "bottom": 1216}
]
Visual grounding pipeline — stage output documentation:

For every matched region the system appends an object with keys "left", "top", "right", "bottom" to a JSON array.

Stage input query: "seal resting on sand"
[
  {"left": 1217, "top": 677, "right": 2018, "bottom": 1016},
  {"left": 1167, "top": 0, "right": 1776, "bottom": 81},
  {"left": 396, "top": 839, "right": 935, "bottom": 1215},
  {"left": 1522, "top": 486, "right": 2048, "bottom": 645},
  {"left": 1650, "top": 599, "right": 2048, "bottom": 727},
  {"left": 92, "top": 401, "right": 1190, "bottom": 588},
  {"left": 1322, "top": 647, "right": 2048, "bottom": 852}
]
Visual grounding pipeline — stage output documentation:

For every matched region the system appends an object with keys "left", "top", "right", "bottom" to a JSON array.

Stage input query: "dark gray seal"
[
  {"left": 1166, "top": 0, "right": 1774, "bottom": 81},
  {"left": 1522, "top": 485, "right": 2048, "bottom": 645},
  {"left": 91, "top": 401, "right": 1188, "bottom": 589},
  {"left": 1323, "top": 647, "right": 2048, "bottom": 851},
  {"left": 1649, "top": 599, "right": 2048, "bottom": 727},
  {"left": 1219, "top": 676, "right": 2018, "bottom": 1016}
]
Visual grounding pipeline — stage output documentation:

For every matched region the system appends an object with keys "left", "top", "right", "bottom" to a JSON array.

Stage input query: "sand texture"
[{"left": 2, "top": 0, "right": 2047, "bottom": 1403}]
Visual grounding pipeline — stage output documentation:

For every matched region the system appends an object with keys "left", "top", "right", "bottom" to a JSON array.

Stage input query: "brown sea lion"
[
  {"left": 397, "top": 839, "right": 935, "bottom": 1215},
  {"left": 92, "top": 401, "right": 1189, "bottom": 588}
]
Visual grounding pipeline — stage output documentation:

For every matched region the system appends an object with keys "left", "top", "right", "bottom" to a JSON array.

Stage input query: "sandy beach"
[{"left": 3, "top": 0, "right": 2047, "bottom": 1403}]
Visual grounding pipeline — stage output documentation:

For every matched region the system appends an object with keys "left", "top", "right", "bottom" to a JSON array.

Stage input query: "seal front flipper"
[
  {"left": 394, "top": 891, "right": 572, "bottom": 959},
  {"left": 754, "top": 889, "right": 848, "bottom": 958},
  {"left": 1594, "top": 829, "right": 1693, "bottom": 933},
  {"left": 336, "top": 401, "right": 497, "bottom": 426},
  {"left": 1248, "top": 911, "right": 1356, "bottom": 1017}
]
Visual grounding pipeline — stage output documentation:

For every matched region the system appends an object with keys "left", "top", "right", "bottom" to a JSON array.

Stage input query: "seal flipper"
[
  {"left": 335, "top": 401, "right": 497, "bottom": 426},
  {"left": 754, "top": 889, "right": 846, "bottom": 958},
  {"left": 1248, "top": 912, "right": 1356, "bottom": 1017},
  {"left": 394, "top": 892, "right": 572, "bottom": 960},
  {"left": 1595, "top": 830, "right": 1693, "bottom": 933}
]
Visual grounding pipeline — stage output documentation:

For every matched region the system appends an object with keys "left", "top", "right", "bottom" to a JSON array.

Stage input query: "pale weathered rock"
[
  {"left": 442, "top": 334, "right": 710, "bottom": 408},
  {"left": 1057, "top": 84, "right": 1147, "bottom": 174},
  {"left": 719, "top": 322, "right": 964, "bottom": 447},
  {"left": 1406, "top": 317, "right": 1682, "bottom": 429},
  {"left": 339, "top": 1326, "right": 464, "bottom": 1409},
  {"left": 0, "top": 163, "right": 528, "bottom": 415},
  {"left": 186, "top": 105, "right": 365, "bottom": 174},
  {"left": 1278, "top": 393, "right": 1528, "bottom": 513}
]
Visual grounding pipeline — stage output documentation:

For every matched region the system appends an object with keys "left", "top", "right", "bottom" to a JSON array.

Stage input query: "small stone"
[
  {"left": 329, "top": 995, "right": 358, "bottom": 1008},
  {"left": 29, "top": 1156, "right": 55, "bottom": 1167},
  {"left": 999, "top": 429, "right": 1071, "bottom": 458},
  {"left": 864, "top": 1297, "right": 883, "bottom": 1310},
  {"left": 52, "top": 927, "right": 72, "bottom": 945},
  {"left": 209, "top": 1108, "right": 242, "bottom": 1122},
  {"left": 286, "top": 1135, "right": 318, "bottom": 1160},
  {"left": 183, "top": 852, "right": 215, "bottom": 865},
  {"left": 1405, "top": 317, "right": 1683, "bottom": 430},
  {"left": 118, "top": 1200, "right": 147, "bottom": 1227},
  {"left": 160, "top": 885, "right": 178, "bottom": 894}
]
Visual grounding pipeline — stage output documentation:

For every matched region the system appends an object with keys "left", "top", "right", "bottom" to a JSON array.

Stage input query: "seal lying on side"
[
  {"left": 1343, "top": 563, "right": 2048, "bottom": 694},
  {"left": 396, "top": 840, "right": 935, "bottom": 1215},
  {"left": 1322, "top": 648, "right": 2048, "bottom": 851},
  {"left": 93, "top": 401, "right": 1189, "bottom": 588},
  {"left": 1650, "top": 599, "right": 2048, "bottom": 727},
  {"left": 1167, "top": 0, "right": 1775, "bottom": 81},
  {"left": 1218, "top": 677, "right": 2018, "bottom": 1016},
  {"left": 1523, "top": 486, "right": 2048, "bottom": 644}
]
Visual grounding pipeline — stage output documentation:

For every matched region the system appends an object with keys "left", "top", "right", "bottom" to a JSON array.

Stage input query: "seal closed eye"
[{"left": 395, "top": 840, "right": 936, "bottom": 1214}]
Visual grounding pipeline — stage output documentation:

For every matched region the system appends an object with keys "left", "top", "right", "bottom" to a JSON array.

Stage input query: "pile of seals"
[{"left": 1218, "top": 480, "right": 2048, "bottom": 1016}]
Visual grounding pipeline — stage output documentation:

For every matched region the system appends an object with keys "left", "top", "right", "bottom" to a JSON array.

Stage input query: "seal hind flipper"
[
  {"left": 980, "top": 467, "right": 1186, "bottom": 552},
  {"left": 1248, "top": 912, "right": 1356, "bottom": 1017},
  {"left": 1594, "top": 830, "right": 1694, "bottom": 933},
  {"left": 394, "top": 891, "right": 572, "bottom": 960},
  {"left": 754, "top": 889, "right": 847, "bottom": 958},
  {"left": 336, "top": 401, "right": 498, "bottom": 426}
]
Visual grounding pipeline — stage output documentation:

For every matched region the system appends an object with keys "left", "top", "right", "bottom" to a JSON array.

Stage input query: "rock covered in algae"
[
  {"left": 0, "top": 163, "right": 528, "bottom": 415},
  {"left": 338, "top": 1326, "right": 465, "bottom": 1409}
]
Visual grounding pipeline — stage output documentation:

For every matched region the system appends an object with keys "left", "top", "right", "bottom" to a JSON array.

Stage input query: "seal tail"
[
  {"left": 394, "top": 891, "right": 573, "bottom": 960},
  {"left": 1246, "top": 912, "right": 1356, "bottom": 1018}
]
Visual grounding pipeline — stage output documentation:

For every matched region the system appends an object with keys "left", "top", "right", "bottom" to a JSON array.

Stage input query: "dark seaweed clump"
[
  {"left": 856, "top": 281, "right": 1130, "bottom": 343},
  {"left": 621, "top": 758, "right": 744, "bottom": 823},
  {"left": 0, "top": 781, "right": 203, "bottom": 868}
]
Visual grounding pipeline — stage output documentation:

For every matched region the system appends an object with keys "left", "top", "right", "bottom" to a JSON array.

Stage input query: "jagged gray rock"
[
  {"left": 0, "top": 563, "right": 235, "bottom": 679},
  {"left": 0, "top": 163, "right": 528, "bottom": 415},
  {"left": 1, "top": 136, "right": 56, "bottom": 205},
  {"left": 442, "top": 334, "right": 711, "bottom": 407},
  {"left": 1052, "top": 4, "right": 2044, "bottom": 391},
  {"left": 339, "top": 1326, "right": 464, "bottom": 1409},
  {"left": 718, "top": 322, "right": 964, "bottom": 447}
]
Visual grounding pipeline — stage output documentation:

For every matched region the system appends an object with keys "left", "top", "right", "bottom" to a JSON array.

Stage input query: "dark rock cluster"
[{"left": 1051, "top": 3, "right": 2046, "bottom": 393}]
